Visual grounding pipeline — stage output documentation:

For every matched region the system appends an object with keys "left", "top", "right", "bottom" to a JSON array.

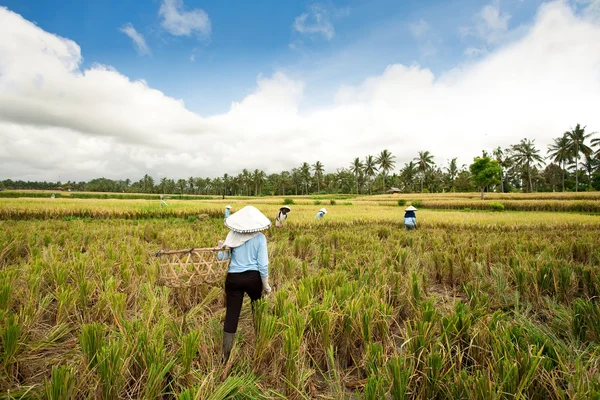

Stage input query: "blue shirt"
[
  {"left": 225, "top": 209, "right": 231, "bottom": 218},
  {"left": 227, "top": 234, "right": 269, "bottom": 278},
  {"left": 315, "top": 211, "right": 325, "bottom": 219},
  {"left": 404, "top": 211, "right": 416, "bottom": 218}
]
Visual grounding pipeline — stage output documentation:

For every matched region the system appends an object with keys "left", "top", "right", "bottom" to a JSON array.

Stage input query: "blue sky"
[
  {"left": 1, "top": 0, "right": 599, "bottom": 181},
  {"left": 1, "top": 0, "right": 547, "bottom": 114}
]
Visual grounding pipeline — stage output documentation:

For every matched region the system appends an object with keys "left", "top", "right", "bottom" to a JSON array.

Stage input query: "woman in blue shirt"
[
  {"left": 224, "top": 205, "right": 232, "bottom": 218},
  {"left": 219, "top": 205, "right": 271, "bottom": 363},
  {"left": 315, "top": 207, "right": 327, "bottom": 219},
  {"left": 404, "top": 205, "right": 418, "bottom": 230}
]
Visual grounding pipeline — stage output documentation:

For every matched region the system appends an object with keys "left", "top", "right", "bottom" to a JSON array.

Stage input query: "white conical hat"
[
  {"left": 405, "top": 205, "right": 418, "bottom": 211},
  {"left": 225, "top": 205, "right": 232, "bottom": 209},
  {"left": 280, "top": 206, "right": 291, "bottom": 211},
  {"left": 319, "top": 208, "right": 327, "bottom": 214},
  {"left": 225, "top": 206, "right": 271, "bottom": 233}
]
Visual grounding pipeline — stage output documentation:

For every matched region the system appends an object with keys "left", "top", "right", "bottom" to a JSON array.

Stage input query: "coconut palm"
[
  {"left": 376, "top": 149, "right": 396, "bottom": 193},
  {"left": 510, "top": 138, "right": 544, "bottom": 193},
  {"left": 414, "top": 151, "right": 435, "bottom": 192},
  {"left": 547, "top": 134, "right": 572, "bottom": 192},
  {"left": 446, "top": 158, "right": 459, "bottom": 192},
  {"left": 349, "top": 157, "right": 364, "bottom": 195},
  {"left": 312, "top": 161, "right": 324, "bottom": 193},
  {"left": 363, "top": 155, "right": 378, "bottom": 195},
  {"left": 566, "top": 124, "right": 594, "bottom": 192},
  {"left": 400, "top": 161, "right": 418, "bottom": 192},
  {"left": 591, "top": 135, "right": 600, "bottom": 160},
  {"left": 300, "top": 162, "right": 312, "bottom": 194}
]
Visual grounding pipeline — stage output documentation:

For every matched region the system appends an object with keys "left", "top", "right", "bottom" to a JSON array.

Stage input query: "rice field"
[{"left": 1, "top": 195, "right": 599, "bottom": 398}]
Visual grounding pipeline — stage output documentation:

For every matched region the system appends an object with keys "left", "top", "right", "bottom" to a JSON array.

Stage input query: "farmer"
[
  {"left": 224, "top": 205, "right": 232, "bottom": 218},
  {"left": 219, "top": 206, "right": 272, "bottom": 363},
  {"left": 275, "top": 206, "right": 291, "bottom": 228},
  {"left": 315, "top": 208, "right": 327, "bottom": 219},
  {"left": 404, "top": 205, "right": 418, "bottom": 230}
]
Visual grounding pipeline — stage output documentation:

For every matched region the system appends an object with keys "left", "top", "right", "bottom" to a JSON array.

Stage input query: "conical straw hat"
[{"left": 225, "top": 206, "right": 271, "bottom": 233}]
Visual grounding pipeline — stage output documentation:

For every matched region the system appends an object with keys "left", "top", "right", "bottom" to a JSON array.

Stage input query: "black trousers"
[{"left": 224, "top": 270, "right": 263, "bottom": 333}]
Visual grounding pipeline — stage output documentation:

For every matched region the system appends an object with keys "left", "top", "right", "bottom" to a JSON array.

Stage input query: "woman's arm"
[{"left": 257, "top": 234, "right": 269, "bottom": 278}]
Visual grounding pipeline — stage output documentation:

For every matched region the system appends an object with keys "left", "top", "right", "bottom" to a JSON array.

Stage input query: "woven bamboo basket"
[{"left": 155, "top": 247, "right": 231, "bottom": 288}]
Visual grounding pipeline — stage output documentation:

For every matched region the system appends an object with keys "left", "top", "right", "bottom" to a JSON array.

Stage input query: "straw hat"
[
  {"left": 280, "top": 206, "right": 291, "bottom": 211},
  {"left": 225, "top": 206, "right": 271, "bottom": 233},
  {"left": 225, "top": 205, "right": 232, "bottom": 209},
  {"left": 319, "top": 208, "right": 328, "bottom": 214},
  {"left": 405, "top": 205, "right": 418, "bottom": 211}
]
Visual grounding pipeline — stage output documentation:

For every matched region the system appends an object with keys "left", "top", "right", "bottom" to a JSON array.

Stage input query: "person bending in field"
[
  {"left": 224, "top": 205, "right": 232, "bottom": 218},
  {"left": 315, "top": 208, "right": 327, "bottom": 219},
  {"left": 404, "top": 205, "right": 418, "bottom": 230},
  {"left": 218, "top": 206, "right": 272, "bottom": 364},
  {"left": 275, "top": 206, "right": 291, "bottom": 228}
]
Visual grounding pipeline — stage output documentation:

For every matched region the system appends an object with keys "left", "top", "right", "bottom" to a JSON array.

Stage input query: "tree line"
[{"left": 2, "top": 124, "right": 598, "bottom": 195}]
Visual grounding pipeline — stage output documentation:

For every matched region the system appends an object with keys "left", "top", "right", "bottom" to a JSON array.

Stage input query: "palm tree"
[
  {"left": 241, "top": 169, "right": 251, "bottom": 195},
  {"left": 376, "top": 149, "right": 396, "bottom": 193},
  {"left": 312, "top": 161, "right": 324, "bottom": 193},
  {"left": 400, "top": 161, "right": 418, "bottom": 192},
  {"left": 252, "top": 169, "right": 266, "bottom": 196},
  {"left": 566, "top": 124, "right": 594, "bottom": 192},
  {"left": 592, "top": 136, "right": 600, "bottom": 159},
  {"left": 349, "top": 157, "right": 364, "bottom": 195},
  {"left": 300, "top": 162, "right": 312, "bottom": 194},
  {"left": 547, "top": 134, "right": 572, "bottom": 192},
  {"left": 510, "top": 138, "right": 544, "bottom": 192},
  {"left": 363, "top": 155, "right": 378, "bottom": 195},
  {"left": 279, "top": 171, "right": 291, "bottom": 195},
  {"left": 492, "top": 147, "right": 506, "bottom": 193},
  {"left": 415, "top": 151, "right": 435, "bottom": 192},
  {"left": 446, "top": 158, "right": 459, "bottom": 192}
]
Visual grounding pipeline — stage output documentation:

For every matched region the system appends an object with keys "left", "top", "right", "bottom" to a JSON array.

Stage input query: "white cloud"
[
  {"left": 119, "top": 23, "right": 150, "bottom": 55},
  {"left": 159, "top": 0, "right": 211, "bottom": 38},
  {"left": 1, "top": 2, "right": 600, "bottom": 181},
  {"left": 409, "top": 19, "right": 430, "bottom": 38},
  {"left": 460, "top": 1, "right": 514, "bottom": 45},
  {"left": 577, "top": 0, "right": 600, "bottom": 20},
  {"left": 293, "top": 4, "right": 335, "bottom": 40}
]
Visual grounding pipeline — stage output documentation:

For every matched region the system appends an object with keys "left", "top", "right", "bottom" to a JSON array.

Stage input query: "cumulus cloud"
[
  {"left": 159, "top": 0, "right": 211, "bottom": 38},
  {"left": 1, "top": 2, "right": 600, "bottom": 181},
  {"left": 119, "top": 23, "right": 150, "bottom": 55},
  {"left": 293, "top": 4, "right": 335, "bottom": 40}
]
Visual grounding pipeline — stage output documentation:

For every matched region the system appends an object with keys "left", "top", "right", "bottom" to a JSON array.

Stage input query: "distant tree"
[
  {"left": 177, "top": 179, "right": 187, "bottom": 194},
  {"left": 300, "top": 163, "right": 311, "bottom": 194},
  {"left": 349, "top": 157, "right": 364, "bottom": 195},
  {"left": 312, "top": 161, "right": 324, "bottom": 193},
  {"left": 376, "top": 149, "right": 396, "bottom": 194},
  {"left": 547, "top": 134, "right": 572, "bottom": 192},
  {"left": 543, "top": 163, "right": 563, "bottom": 192},
  {"left": 415, "top": 151, "right": 435, "bottom": 193},
  {"left": 566, "top": 124, "right": 594, "bottom": 192},
  {"left": 399, "top": 161, "right": 418, "bottom": 192},
  {"left": 511, "top": 138, "right": 544, "bottom": 193},
  {"left": 592, "top": 136, "right": 600, "bottom": 159},
  {"left": 363, "top": 155, "right": 378, "bottom": 195},
  {"left": 469, "top": 156, "right": 502, "bottom": 200},
  {"left": 446, "top": 158, "right": 459, "bottom": 192}
]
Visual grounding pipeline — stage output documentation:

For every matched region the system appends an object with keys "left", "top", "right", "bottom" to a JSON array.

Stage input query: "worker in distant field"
[
  {"left": 404, "top": 205, "right": 418, "bottom": 230},
  {"left": 315, "top": 208, "right": 327, "bottom": 219},
  {"left": 224, "top": 205, "right": 232, "bottom": 218},
  {"left": 218, "top": 206, "right": 272, "bottom": 364},
  {"left": 275, "top": 206, "right": 291, "bottom": 228}
]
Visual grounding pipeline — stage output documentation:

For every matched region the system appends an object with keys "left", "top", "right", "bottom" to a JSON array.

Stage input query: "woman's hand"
[{"left": 261, "top": 277, "right": 272, "bottom": 295}]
